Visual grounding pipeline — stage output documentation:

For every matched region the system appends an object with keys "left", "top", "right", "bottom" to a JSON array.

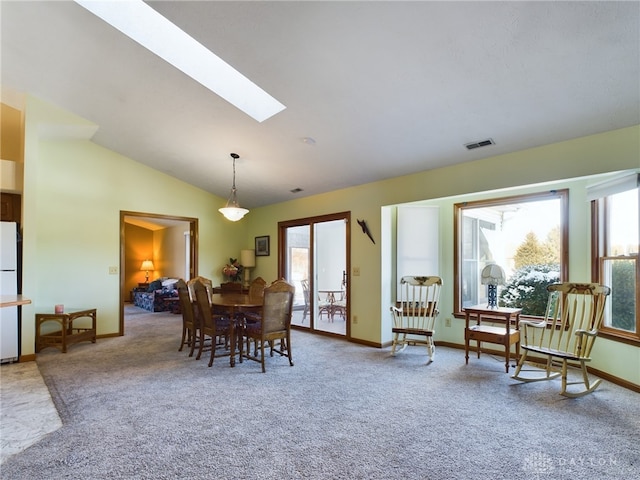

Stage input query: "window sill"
[{"left": 599, "top": 329, "right": 640, "bottom": 347}]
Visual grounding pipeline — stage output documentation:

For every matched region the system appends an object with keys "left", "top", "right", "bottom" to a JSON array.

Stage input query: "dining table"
[
  {"left": 318, "top": 289, "right": 344, "bottom": 321},
  {"left": 210, "top": 293, "right": 263, "bottom": 367}
]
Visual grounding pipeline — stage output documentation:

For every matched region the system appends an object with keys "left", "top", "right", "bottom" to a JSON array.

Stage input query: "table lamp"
[
  {"left": 240, "top": 249, "right": 256, "bottom": 288},
  {"left": 140, "top": 259, "right": 155, "bottom": 283},
  {"left": 481, "top": 263, "right": 505, "bottom": 309}
]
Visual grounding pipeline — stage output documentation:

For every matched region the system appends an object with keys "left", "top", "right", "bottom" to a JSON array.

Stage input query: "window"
[
  {"left": 454, "top": 190, "right": 568, "bottom": 316},
  {"left": 591, "top": 174, "right": 639, "bottom": 344}
]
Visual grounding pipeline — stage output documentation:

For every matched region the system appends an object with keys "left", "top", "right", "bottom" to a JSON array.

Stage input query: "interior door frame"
[
  {"left": 278, "top": 211, "right": 351, "bottom": 339},
  {"left": 119, "top": 210, "right": 198, "bottom": 336}
]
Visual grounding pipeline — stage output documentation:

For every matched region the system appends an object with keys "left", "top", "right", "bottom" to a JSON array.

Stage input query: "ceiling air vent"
[{"left": 465, "top": 138, "right": 495, "bottom": 150}]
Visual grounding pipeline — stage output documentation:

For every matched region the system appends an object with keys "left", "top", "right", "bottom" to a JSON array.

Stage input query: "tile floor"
[{"left": 0, "top": 361, "right": 62, "bottom": 464}]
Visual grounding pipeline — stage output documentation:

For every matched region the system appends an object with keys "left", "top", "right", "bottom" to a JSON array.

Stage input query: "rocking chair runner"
[
  {"left": 511, "top": 282, "right": 611, "bottom": 397},
  {"left": 390, "top": 276, "right": 442, "bottom": 362}
]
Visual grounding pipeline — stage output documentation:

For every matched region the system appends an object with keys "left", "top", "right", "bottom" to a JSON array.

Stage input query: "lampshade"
[
  {"left": 240, "top": 249, "right": 256, "bottom": 268},
  {"left": 140, "top": 260, "right": 155, "bottom": 272},
  {"left": 219, "top": 206, "right": 249, "bottom": 222},
  {"left": 219, "top": 153, "right": 249, "bottom": 222},
  {"left": 140, "top": 259, "right": 155, "bottom": 283},
  {"left": 481, "top": 264, "right": 505, "bottom": 285}
]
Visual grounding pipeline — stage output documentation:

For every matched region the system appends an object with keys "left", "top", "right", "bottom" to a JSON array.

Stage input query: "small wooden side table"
[
  {"left": 464, "top": 305, "right": 522, "bottom": 373},
  {"left": 35, "top": 308, "right": 97, "bottom": 353}
]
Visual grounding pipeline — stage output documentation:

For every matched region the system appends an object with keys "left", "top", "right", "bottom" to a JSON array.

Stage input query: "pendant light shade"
[{"left": 219, "top": 153, "right": 249, "bottom": 221}]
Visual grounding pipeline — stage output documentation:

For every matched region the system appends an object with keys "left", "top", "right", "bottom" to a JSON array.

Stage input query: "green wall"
[
  {"left": 19, "top": 94, "right": 639, "bottom": 387},
  {"left": 20, "top": 96, "right": 247, "bottom": 355},
  {"left": 248, "top": 126, "right": 640, "bottom": 386}
]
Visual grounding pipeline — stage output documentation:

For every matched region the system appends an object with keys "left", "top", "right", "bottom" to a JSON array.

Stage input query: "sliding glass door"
[{"left": 279, "top": 212, "right": 350, "bottom": 338}]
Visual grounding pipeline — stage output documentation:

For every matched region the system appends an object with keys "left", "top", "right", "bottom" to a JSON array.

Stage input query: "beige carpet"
[{"left": 1, "top": 306, "right": 638, "bottom": 479}]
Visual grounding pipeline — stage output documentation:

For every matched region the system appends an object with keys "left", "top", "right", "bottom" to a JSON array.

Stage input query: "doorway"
[
  {"left": 279, "top": 212, "right": 350, "bottom": 338},
  {"left": 119, "top": 211, "right": 198, "bottom": 336}
]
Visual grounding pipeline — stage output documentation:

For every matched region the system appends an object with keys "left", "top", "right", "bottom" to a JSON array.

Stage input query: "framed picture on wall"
[{"left": 255, "top": 235, "right": 270, "bottom": 256}]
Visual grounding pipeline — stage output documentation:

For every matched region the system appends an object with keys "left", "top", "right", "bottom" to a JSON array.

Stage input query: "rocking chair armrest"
[
  {"left": 519, "top": 319, "right": 547, "bottom": 329},
  {"left": 574, "top": 328, "right": 599, "bottom": 338}
]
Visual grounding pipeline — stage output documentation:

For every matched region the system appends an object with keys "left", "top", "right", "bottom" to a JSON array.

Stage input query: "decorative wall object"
[
  {"left": 255, "top": 236, "right": 270, "bottom": 256},
  {"left": 357, "top": 219, "right": 375, "bottom": 244}
]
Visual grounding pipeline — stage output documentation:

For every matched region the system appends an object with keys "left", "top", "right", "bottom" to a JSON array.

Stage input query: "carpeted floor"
[{"left": 1, "top": 307, "right": 638, "bottom": 479}]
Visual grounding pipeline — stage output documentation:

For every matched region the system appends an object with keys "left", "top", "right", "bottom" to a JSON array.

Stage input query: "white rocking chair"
[
  {"left": 511, "top": 282, "right": 610, "bottom": 397},
  {"left": 390, "top": 276, "right": 442, "bottom": 363}
]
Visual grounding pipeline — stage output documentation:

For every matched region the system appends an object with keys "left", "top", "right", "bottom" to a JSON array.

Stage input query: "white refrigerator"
[{"left": 1, "top": 221, "right": 19, "bottom": 363}]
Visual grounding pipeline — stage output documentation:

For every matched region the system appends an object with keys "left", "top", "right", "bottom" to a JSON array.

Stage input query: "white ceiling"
[{"left": 2, "top": 1, "right": 638, "bottom": 208}]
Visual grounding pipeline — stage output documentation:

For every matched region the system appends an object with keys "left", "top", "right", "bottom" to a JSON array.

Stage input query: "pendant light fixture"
[{"left": 219, "top": 153, "right": 249, "bottom": 221}]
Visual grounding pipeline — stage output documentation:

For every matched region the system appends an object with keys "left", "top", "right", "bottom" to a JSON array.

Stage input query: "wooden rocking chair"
[
  {"left": 511, "top": 282, "right": 610, "bottom": 397},
  {"left": 390, "top": 276, "right": 442, "bottom": 363}
]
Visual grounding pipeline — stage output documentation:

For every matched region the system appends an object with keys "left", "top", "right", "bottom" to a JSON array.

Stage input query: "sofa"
[{"left": 133, "top": 278, "right": 180, "bottom": 313}]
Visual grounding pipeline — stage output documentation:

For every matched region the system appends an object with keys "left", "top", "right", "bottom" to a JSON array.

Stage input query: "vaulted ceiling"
[{"left": 2, "top": 1, "right": 638, "bottom": 208}]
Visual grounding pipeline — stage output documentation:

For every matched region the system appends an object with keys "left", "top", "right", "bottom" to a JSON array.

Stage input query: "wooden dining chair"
[
  {"left": 187, "top": 276, "right": 217, "bottom": 341},
  {"left": 241, "top": 279, "right": 295, "bottom": 372},
  {"left": 176, "top": 279, "right": 200, "bottom": 356},
  {"left": 193, "top": 279, "right": 232, "bottom": 367},
  {"left": 240, "top": 277, "right": 268, "bottom": 355},
  {"left": 187, "top": 276, "right": 213, "bottom": 301},
  {"left": 241, "top": 277, "right": 267, "bottom": 321}
]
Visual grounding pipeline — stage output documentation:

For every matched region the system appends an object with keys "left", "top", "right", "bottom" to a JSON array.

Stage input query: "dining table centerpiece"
[{"left": 222, "top": 258, "right": 244, "bottom": 282}]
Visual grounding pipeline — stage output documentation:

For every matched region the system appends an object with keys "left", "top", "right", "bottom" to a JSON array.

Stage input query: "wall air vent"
[{"left": 464, "top": 138, "right": 495, "bottom": 150}]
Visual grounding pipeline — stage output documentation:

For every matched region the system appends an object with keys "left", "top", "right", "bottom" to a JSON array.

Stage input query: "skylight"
[{"left": 74, "top": 0, "right": 286, "bottom": 122}]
